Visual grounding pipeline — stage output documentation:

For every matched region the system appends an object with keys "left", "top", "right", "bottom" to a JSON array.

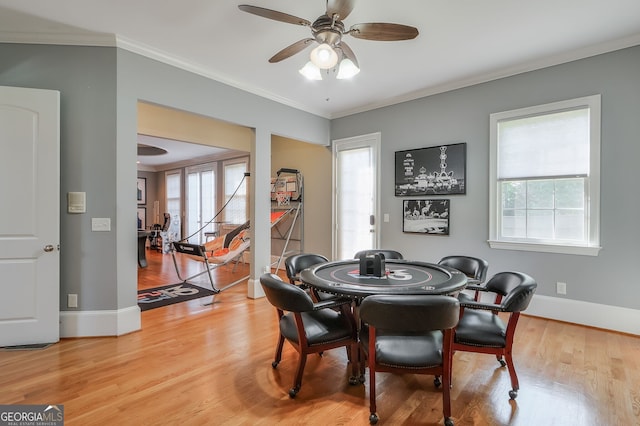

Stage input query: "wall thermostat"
[{"left": 68, "top": 192, "right": 86, "bottom": 213}]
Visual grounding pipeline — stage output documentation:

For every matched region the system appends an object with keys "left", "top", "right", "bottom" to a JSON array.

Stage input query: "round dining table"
[
  {"left": 300, "top": 258, "right": 467, "bottom": 384},
  {"left": 300, "top": 258, "right": 467, "bottom": 299}
]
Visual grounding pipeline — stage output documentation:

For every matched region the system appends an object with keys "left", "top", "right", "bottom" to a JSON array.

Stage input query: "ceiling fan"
[{"left": 238, "top": 0, "right": 419, "bottom": 80}]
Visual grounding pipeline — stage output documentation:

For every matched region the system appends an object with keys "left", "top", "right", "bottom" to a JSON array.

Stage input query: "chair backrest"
[
  {"left": 259, "top": 273, "right": 315, "bottom": 313},
  {"left": 438, "top": 255, "right": 489, "bottom": 282},
  {"left": 161, "top": 213, "right": 171, "bottom": 231},
  {"left": 223, "top": 221, "right": 251, "bottom": 248},
  {"left": 285, "top": 253, "right": 329, "bottom": 283},
  {"left": 360, "top": 295, "right": 460, "bottom": 332},
  {"left": 485, "top": 272, "right": 537, "bottom": 312},
  {"left": 354, "top": 249, "right": 404, "bottom": 260}
]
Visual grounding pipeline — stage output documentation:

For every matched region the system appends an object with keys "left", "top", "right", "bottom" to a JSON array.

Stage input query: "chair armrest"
[
  {"left": 459, "top": 300, "right": 507, "bottom": 313},
  {"left": 312, "top": 297, "right": 352, "bottom": 311},
  {"left": 465, "top": 283, "right": 486, "bottom": 291}
]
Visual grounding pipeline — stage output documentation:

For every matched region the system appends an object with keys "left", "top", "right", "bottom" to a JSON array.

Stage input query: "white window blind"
[{"left": 497, "top": 108, "right": 590, "bottom": 179}]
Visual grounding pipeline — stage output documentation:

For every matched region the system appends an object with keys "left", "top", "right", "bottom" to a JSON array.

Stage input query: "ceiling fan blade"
[
  {"left": 269, "top": 38, "right": 315, "bottom": 63},
  {"left": 326, "top": 0, "right": 356, "bottom": 20},
  {"left": 336, "top": 41, "right": 359, "bottom": 68},
  {"left": 348, "top": 23, "right": 419, "bottom": 41},
  {"left": 238, "top": 5, "right": 311, "bottom": 26}
]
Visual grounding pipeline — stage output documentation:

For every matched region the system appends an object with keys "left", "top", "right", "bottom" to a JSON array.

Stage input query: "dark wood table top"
[{"left": 300, "top": 259, "right": 467, "bottom": 299}]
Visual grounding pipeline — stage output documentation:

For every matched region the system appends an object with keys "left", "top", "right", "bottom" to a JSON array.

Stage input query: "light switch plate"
[{"left": 92, "top": 218, "right": 111, "bottom": 232}]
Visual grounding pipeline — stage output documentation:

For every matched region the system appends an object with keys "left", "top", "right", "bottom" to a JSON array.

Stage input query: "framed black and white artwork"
[
  {"left": 137, "top": 207, "right": 146, "bottom": 230},
  {"left": 137, "top": 177, "right": 146, "bottom": 204},
  {"left": 395, "top": 142, "right": 466, "bottom": 196},
  {"left": 402, "top": 199, "right": 450, "bottom": 235}
]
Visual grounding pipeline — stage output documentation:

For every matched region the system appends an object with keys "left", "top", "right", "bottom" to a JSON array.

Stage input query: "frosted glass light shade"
[
  {"left": 336, "top": 58, "right": 360, "bottom": 79},
  {"left": 299, "top": 61, "right": 322, "bottom": 80},
  {"left": 310, "top": 43, "right": 339, "bottom": 69}
]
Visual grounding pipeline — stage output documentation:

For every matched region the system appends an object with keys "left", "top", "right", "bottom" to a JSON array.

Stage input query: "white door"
[
  {"left": 0, "top": 86, "right": 60, "bottom": 347},
  {"left": 333, "top": 133, "right": 380, "bottom": 260}
]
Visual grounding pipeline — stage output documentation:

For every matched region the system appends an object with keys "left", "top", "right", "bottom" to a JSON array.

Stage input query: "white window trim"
[{"left": 488, "top": 95, "right": 602, "bottom": 256}]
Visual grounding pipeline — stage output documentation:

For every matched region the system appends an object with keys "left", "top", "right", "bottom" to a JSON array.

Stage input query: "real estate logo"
[{"left": 0, "top": 405, "right": 64, "bottom": 426}]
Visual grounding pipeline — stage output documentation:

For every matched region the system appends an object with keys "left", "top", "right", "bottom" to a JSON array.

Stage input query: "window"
[
  {"left": 165, "top": 169, "right": 182, "bottom": 236},
  {"left": 223, "top": 158, "right": 248, "bottom": 225},
  {"left": 489, "top": 95, "right": 601, "bottom": 255}
]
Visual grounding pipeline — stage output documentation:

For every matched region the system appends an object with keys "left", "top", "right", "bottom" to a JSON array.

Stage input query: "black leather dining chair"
[
  {"left": 284, "top": 253, "right": 339, "bottom": 302},
  {"left": 259, "top": 273, "right": 357, "bottom": 398},
  {"left": 285, "top": 253, "right": 329, "bottom": 286},
  {"left": 353, "top": 249, "right": 404, "bottom": 260},
  {"left": 359, "top": 294, "right": 460, "bottom": 425},
  {"left": 452, "top": 271, "right": 537, "bottom": 399},
  {"left": 438, "top": 255, "right": 489, "bottom": 302}
]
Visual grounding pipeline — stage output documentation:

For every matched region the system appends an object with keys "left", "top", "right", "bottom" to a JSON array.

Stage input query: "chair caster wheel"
[
  {"left": 288, "top": 387, "right": 299, "bottom": 398},
  {"left": 444, "top": 417, "right": 454, "bottom": 426},
  {"left": 271, "top": 361, "right": 279, "bottom": 369},
  {"left": 369, "top": 413, "right": 378, "bottom": 424},
  {"left": 434, "top": 376, "right": 442, "bottom": 388},
  {"left": 499, "top": 359, "right": 507, "bottom": 367},
  {"left": 358, "top": 374, "right": 366, "bottom": 384},
  {"left": 349, "top": 376, "right": 358, "bottom": 385},
  {"left": 509, "top": 389, "right": 518, "bottom": 399}
]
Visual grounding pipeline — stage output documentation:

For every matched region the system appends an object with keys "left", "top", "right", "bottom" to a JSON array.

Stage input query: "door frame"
[{"left": 332, "top": 132, "right": 381, "bottom": 260}]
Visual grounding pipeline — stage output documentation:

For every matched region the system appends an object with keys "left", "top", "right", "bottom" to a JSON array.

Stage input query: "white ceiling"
[
  {"left": 1, "top": 0, "right": 639, "bottom": 120},
  {"left": 137, "top": 135, "right": 237, "bottom": 170}
]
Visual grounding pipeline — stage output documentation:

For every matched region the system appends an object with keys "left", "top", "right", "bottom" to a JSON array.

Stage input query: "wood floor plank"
[{"left": 1, "top": 250, "right": 639, "bottom": 425}]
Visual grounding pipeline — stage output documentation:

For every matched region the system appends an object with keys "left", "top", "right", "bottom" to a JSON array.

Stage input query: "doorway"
[
  {"left": 333, "top": 133, "right": 381, "bottom": 260},
  {"left": 137, "top": 102, "right": 252, "bottom": 297}
]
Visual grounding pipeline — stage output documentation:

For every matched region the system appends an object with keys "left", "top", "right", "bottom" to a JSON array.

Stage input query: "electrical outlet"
[
  {"left": 68, "top": 294, "right": 78, "bottom": 308},
  {"left": 556, "top": 282, "right": 567, "bottom": 295}
]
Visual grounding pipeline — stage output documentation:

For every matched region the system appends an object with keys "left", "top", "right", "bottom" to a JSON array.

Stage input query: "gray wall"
[
  {"left": 1, "top": 43, "right": 330, "bottom": 315},
  {"left": 2, "top": 40, "right": 638, "bottom": 319},
  {"left": 331, "top": 45, "right": 640, "bottom": 310},
  {"left": 0, "top": 44, "right": 118, "bottom": 310}
]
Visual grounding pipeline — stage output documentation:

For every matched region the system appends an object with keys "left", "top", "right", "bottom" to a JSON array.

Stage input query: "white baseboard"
[
  {"left": 526, "top": 295, "right": 640, "bottom": 335},
  {"left": 247, "top": 278, "right": 265, "bottom": 299},
  {"left": 58, "top": 294, "right": 639, "bottom": 337},
  {"left": 60, "top": 306, "right": 141, "bottom": 337}
]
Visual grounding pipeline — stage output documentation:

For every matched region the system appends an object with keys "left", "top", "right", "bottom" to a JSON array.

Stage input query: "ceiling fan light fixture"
[
  {"left": 336, "top": 58, "right": 360, "bottom": 79},
  {"left": 299, "top": 61, "right": 323, "bottom": 80},
  {"left": 309, "top": 43, "right": 338, "bottom": 69}
]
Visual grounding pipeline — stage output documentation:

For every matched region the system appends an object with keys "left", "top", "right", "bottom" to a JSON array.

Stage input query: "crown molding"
[
  {"left": 330, "top": 34, "right": 640, "bottom": 119},
  {"left": 2, "top": 30, "right": 638, "bottom": 120},
  {"left": 114, "top": 35, "right": 330, "bottom": 119},
  {"left": 0, "top": 30, "right": 115, "bottom": 46},
  {"left": 0, "top": 30, "right": 329, "bottom": 118}
]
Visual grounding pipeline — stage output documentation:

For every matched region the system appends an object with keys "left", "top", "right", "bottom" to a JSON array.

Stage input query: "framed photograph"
[
  {"left": 395, "top": 142, "right": 466, "bottom": 196},
  {"left": 137, "top": 177, "right": 146, "bottom": 204},
  {"left": 137, "top": 207, "right": 146, "bottom": 230},
  {"left": 402, "top": 199, "right": 450, "bottom": 235}
]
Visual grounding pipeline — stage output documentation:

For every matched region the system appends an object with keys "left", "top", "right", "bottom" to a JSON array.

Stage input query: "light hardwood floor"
[{"left": 1, "top": 250, "right": 639, "bottom": 425}]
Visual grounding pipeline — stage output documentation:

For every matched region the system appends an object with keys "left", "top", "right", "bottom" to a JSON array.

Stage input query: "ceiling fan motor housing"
[{"left": 312, "top": 15, "right": 344, "bottom": 46}]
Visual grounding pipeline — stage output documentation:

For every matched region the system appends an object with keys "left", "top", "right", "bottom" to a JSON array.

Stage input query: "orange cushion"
[
  {"left": 229, "top": 229, "right": 248, "bottom": 251},
  {"left": 212, "top": 247, "right": 229, "bottom": 257}
]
